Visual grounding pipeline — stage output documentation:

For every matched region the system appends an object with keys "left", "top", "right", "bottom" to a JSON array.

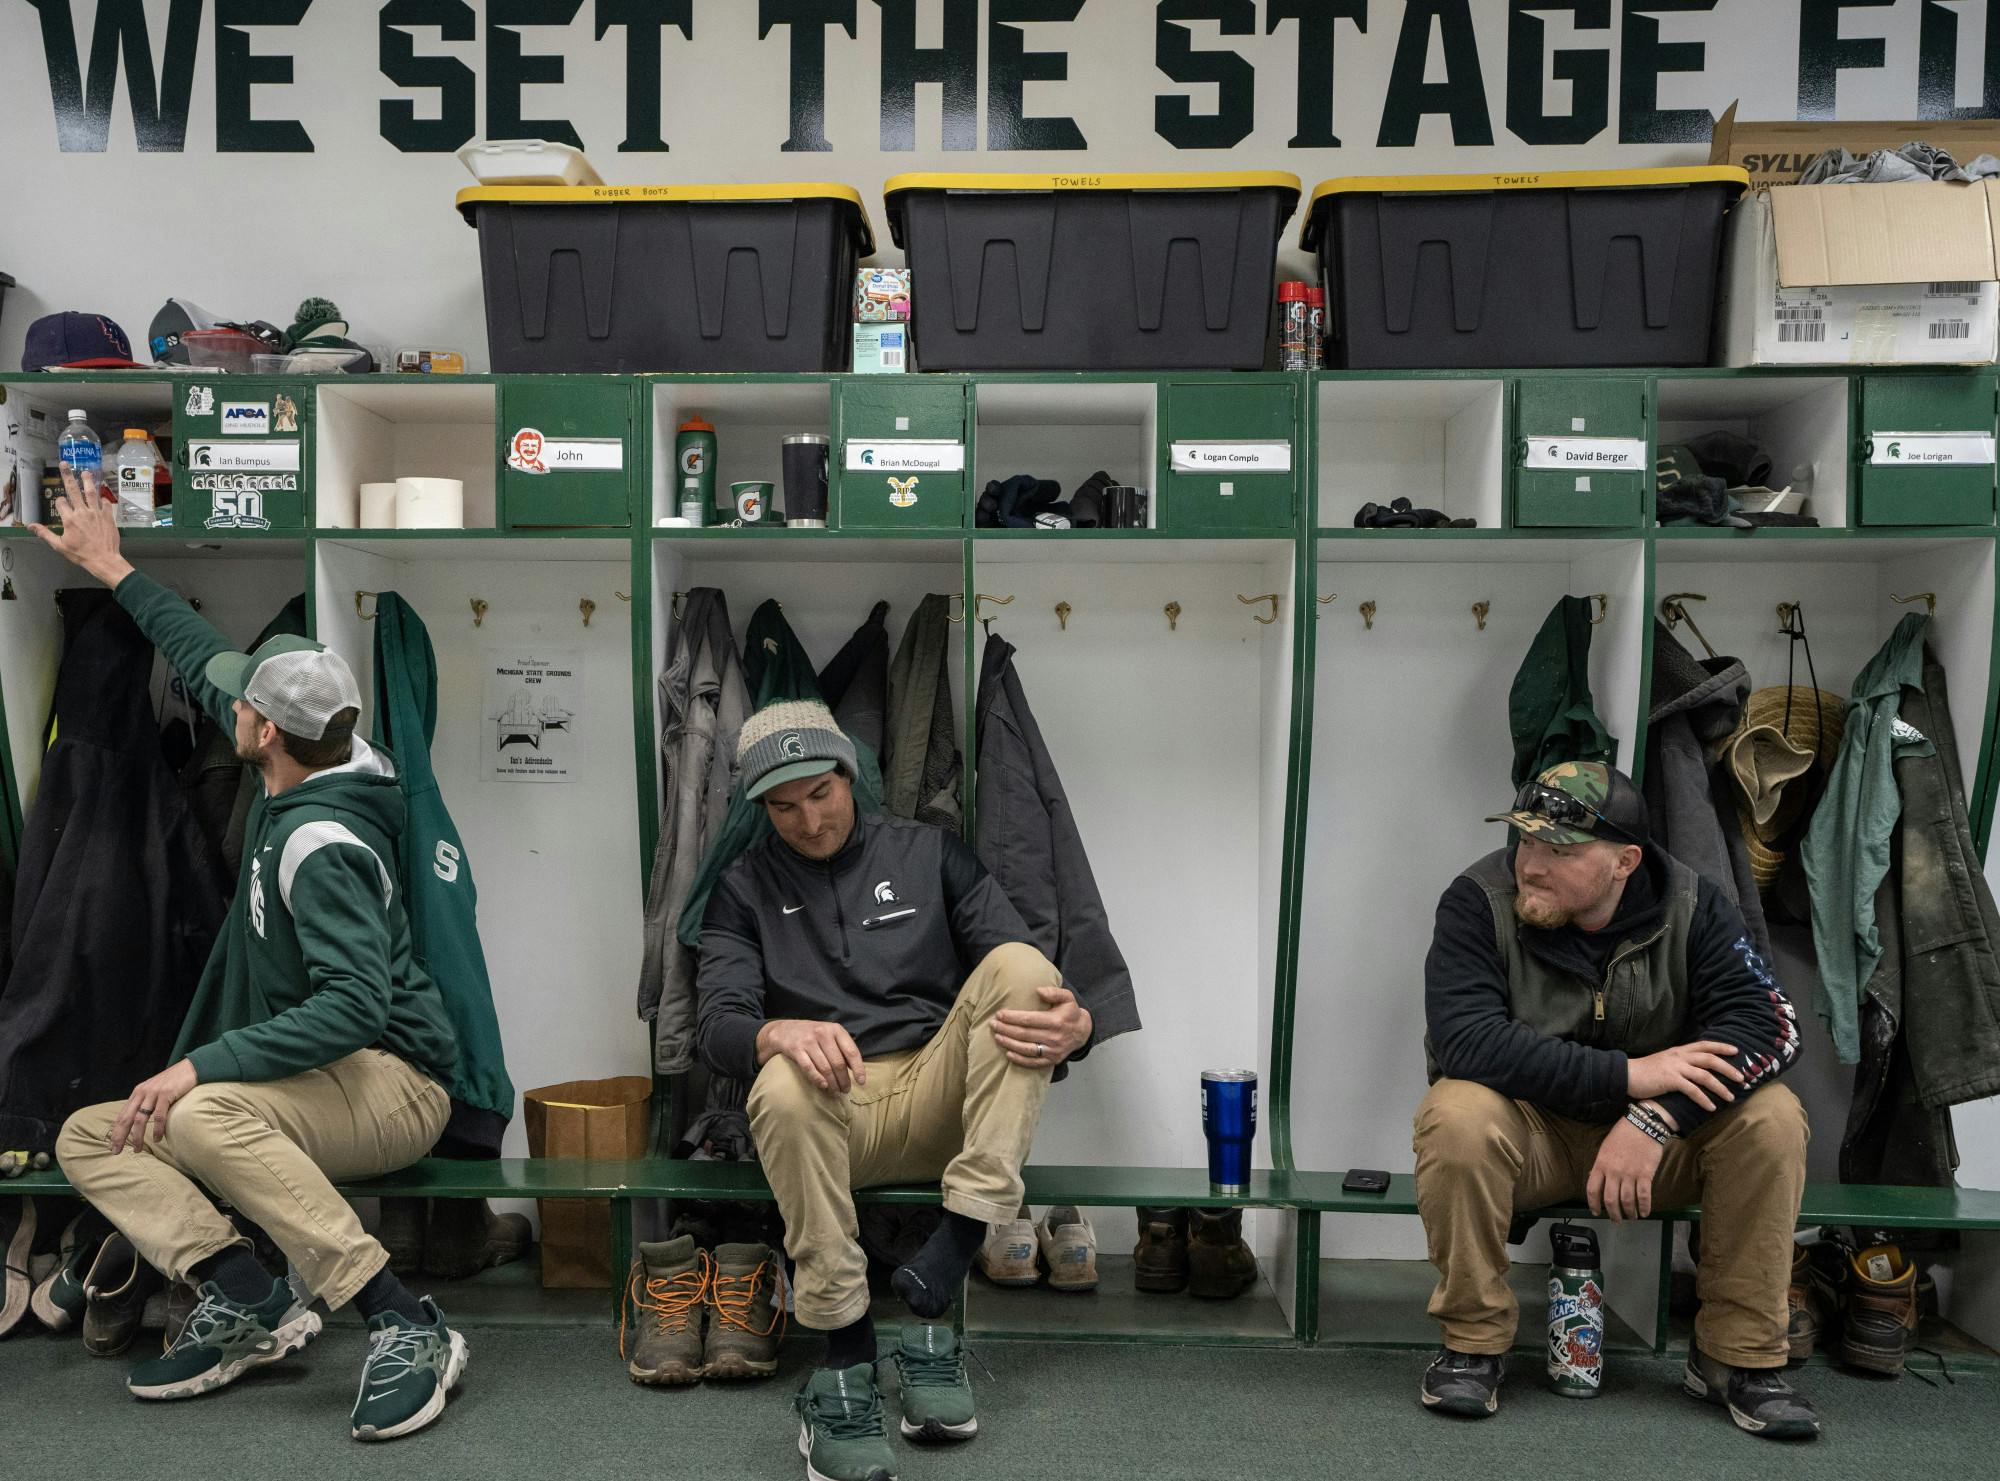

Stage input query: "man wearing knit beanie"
[{"left": 698, "top": 699, "right": 1089, "bottom": 1477}]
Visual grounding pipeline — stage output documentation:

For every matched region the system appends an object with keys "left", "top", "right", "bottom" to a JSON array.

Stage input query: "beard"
[
  {"left": 1514, "top": 893, "right": 1571, "bottom": 929},
  {"left": 235, "top": 738, "right": 269, "bottom": 767}
]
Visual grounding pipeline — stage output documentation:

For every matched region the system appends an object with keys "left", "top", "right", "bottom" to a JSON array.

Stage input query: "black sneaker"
[
  {"left": 1683, "top": 1344, "right": 1822, "bottom": 1439},
  {"left": 1420, "top": 1348, "right": 1503, "bottom": 1416}
]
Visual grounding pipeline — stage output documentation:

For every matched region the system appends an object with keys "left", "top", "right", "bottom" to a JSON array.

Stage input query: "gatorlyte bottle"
[
  {"left": 1547, "top": 1222, "right": 1606, "bottom": 1397},
  {"left": 114, "top": 429, "right": 159, "bottom": 526}
]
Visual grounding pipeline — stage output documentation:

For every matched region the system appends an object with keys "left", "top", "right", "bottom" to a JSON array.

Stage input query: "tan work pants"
[
  {"left": 749, "top": 943, "right": 1060, "bottom": 1330},
  {"left": 1413, "top": 1077, "right": 1808, "bottom": 1367},
  {"left": 57, "top": 1048, "right": 449, "bottom": 1310}
]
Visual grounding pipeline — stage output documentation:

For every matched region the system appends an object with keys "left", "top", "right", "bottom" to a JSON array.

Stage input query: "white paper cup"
[
  {"left": 319, "top": 481, "right": 359, "bottom": 528},
  {"left": 395, "top": 476, "right": 464, "bottom": 529},
  {"left": 358, "top": 482, "right": 398, "bottom": 528}
]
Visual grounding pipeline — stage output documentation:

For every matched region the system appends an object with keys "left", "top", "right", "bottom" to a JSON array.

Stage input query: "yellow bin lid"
[
  {"left": 456, "top": 181, "right": 875, "bottom": 256},
  {"left": 1299, "top": 166, "right": 1749, "bottom": 249},
  {"left": 883, "top": 170, "right": 1302, "bottom": 248}
]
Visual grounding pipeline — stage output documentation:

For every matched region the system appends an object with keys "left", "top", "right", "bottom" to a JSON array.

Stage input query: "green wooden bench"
[{"left": 13, "top": 1163, "right": 2000, "bottom": 1341}]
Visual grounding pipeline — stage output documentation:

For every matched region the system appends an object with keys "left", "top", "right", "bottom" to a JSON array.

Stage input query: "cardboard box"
[
  {"left": 1715, "top": 179, "right": 2000, "bottom": 365},
  {"left": 1709, "top": 102, "right": 2000, "bottom": 189},
  {"left": 853, "top": 323, "right": 908, "bottom": 373},
  {"left": 854, "top": 267, "right": 912, "bottom": 323}
]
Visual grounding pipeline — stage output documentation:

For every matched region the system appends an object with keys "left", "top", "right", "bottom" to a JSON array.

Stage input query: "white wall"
[{"left": 0, "top": 2, "right": 1980, "bottom": 370}]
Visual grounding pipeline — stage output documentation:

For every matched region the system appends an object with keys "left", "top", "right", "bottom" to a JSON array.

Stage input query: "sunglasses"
[{"left": 1514, "top": 780, "right": 1642, "bottom": 845}]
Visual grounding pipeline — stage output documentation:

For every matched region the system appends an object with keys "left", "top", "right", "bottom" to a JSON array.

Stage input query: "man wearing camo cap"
[
  {"left": 1413, "top": 761, "right": 1819, "bottom": 1439},
  {"left": 34, "top": 483, "right": 467, "bottom": 1442}
]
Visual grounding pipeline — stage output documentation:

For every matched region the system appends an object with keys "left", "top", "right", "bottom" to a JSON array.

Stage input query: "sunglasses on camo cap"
[{"left": 1513, "top": 779, "right": 1645, "bottom": 846}]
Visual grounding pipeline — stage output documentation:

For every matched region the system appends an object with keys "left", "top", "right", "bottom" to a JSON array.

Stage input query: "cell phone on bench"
[{"left": 1342, "top": 1168, "right": 1391, "bottom": 1194}]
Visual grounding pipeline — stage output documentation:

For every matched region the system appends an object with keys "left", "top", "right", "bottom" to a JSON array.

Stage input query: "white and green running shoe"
[
  {"left": 350, "top": 1298, "right": 468, "bottom": 1442},
  {"left": 127, "top": 1277, "right": 320, "bottom": 1401},
  {"left": 892, "top": 1323, "right": 977, "bottom": 1443},
  {"left": 795, "top": 1363, "right": 897, "bottom": 1481}
]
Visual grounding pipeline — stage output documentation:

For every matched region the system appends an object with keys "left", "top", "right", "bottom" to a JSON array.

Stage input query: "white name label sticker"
[
  {"left": 1170, "top": 441, "right": 1292, "bottom": 473},
  {"left": 1522, "top": 436, "right": 1647, "bottom": 471},
  {"left": 187, "top": 441, "right": 300, "bottom": 473},
  {"left": 1870, "top": 431, "right": 1997, "bottom": 466},
  {"left": 506, "top": 429, "right": 623, "bottom": 474},
  {"left": 845, "top": 440, "right": 965, "bottom": 473}
]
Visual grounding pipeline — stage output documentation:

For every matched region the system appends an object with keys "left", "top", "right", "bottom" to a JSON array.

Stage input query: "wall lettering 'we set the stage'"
[{"left": 17, "top": 0, "right": 2000, "bottom": 159}]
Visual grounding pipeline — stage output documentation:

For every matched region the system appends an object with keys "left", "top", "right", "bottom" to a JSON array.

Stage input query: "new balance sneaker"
[
  {"left": 974, "top": 1208, "right": 1039, "bottom": 1287},
  {"left": 1186, "top": 1208, "right": 1259, "bottom": 1299},
  {"left": 82, "top": 1234, "right": 163, "bottom": 1357},
  {"left": 350, "top": 1298, "right": 468, "bottom": 1442},
  {"left": 892, "top": 1323, "right": 977, "bottom": 1444},
  {"left": 1133, "top": 1206, "right": 1189, "bottom": 1294},
  {"left": 621, "top": 1236, "right": 709, "bottom": 1385},
  {"left": 797, "top": 1364, "right": 897, "bottom": 1481},
  {"left": 1035, "top": 1206, "right": 1098, "bottom": 1292},
  {"left": 1420, "top": 1348, "right": 1503, "bottom": 1416},
  {"left": 1841, "top": 1243, "right": 1918, "bottom": 1375},
  {"left": 704, "top": 1242, "right": 784, "bottom": 1380},
  {"left": 1684, "top": 1343, "right": 1822, "bottom": 1438},
  {"left": 126, "top": 1276, "right": 320, "bottom": 1400}
]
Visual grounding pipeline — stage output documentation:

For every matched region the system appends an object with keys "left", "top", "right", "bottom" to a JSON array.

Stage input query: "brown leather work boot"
[
  {"left": 1840, "top": 1243, "right": 1918, "bottom": 1375},
  {"left": 422, "top": 1199, "right": 532, "bottom": 1280},
  {"left": 621, "top": 1237, "right": 709, "bottom": 1386},
  {"left": 1132, "top": 1207, "right": 1188, "bottom": 1294},
  {"left": 703, "top": 1242, "right": 785, "bottom": 1380},
  {"left": 1185, "top": 1209, "right": 1258, "bottom": 1300},
  {"left": 1785, "top": 1241, "right": 1844, "bottom": 1364}
]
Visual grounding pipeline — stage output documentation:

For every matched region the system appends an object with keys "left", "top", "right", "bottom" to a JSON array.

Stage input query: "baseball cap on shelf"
[
  {"left": 22, "top": 312, "right": 144, "bottom": 371},
  {"left": 147, "top": 298, "right": 220, "bottom": 363},
  {"left": 1486, "top": 761, "right": 1650, "bottom": 847},
  {"left": 205, "top": 634, "right": 363, "bottom": 741}
]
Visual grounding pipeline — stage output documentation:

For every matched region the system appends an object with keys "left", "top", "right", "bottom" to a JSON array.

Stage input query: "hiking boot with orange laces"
[
  {"left": 621, "top": 1236, "right": 709, "bottom": 1386},
  {"left": 704, "top": 1242, "right": 785, "bottom": 1380}
]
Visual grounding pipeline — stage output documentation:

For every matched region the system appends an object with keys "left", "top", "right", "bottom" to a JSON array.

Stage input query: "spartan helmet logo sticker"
[
  {"left": 779, "top": 732, "right": 806, "bottom": 760},
  {"left": 887, "top": 476, "right": 919, "bottom": 508},
  {"left": 874, "top": 880, "right": 898, "bottom": 904}
]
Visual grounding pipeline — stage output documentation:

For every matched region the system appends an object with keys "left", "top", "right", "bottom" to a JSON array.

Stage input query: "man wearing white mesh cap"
[{"left": 34, "top": 482, "right": 470, "bottom": 1442}]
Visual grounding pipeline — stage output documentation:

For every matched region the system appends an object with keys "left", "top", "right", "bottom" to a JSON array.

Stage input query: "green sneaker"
[
  {"left": 795, "top": 1363, "right": 897, "bottom": 1481},
  {"left": 350, "top": 1298, "right": 468, "bottom": 1442},
  {"left": 892, "top": 1323, "right": 977, "bottom": 1443},
  {"left": 126, "top": 1276, "right": 321, "bottom": 1400}
]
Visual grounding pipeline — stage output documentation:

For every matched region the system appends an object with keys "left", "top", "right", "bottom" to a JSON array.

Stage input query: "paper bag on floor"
[{"left": 524, "top": 1076, "right": 652, "bottom": 1288}]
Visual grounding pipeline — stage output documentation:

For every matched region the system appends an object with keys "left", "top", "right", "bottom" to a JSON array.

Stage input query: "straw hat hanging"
[{"left": 1721, "top": 685, "right": 1846, "bottom": 893}]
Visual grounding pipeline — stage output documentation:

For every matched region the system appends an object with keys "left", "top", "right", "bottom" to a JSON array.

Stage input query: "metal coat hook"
[
  {"left": 975, "top": 593, "right": 1014, "bottom": 620},
  {"left": 1238, "top": 593, "right": 1280, "bottom": 625},
  {"left": 615, "top": 590, "right": 630, "bottom": 603},
  {"left": 945, "top": 593, "right": 965, "bottom": 624},
  {"left": 1776, "top": 600, "right": 1800, "bottom": 633},
  {"left": 1891, "top": 591, "right": 1937, "bottom": 619},
  {"left": 1164, "top": 600, "right": 1182, "bottom": 632},
  {"left": 671, "top": 590, "right": 687, "bottom": 621},
  {"left": 1314, "top": 592, "right": 1337, "bottom": 620},
  {"left": 1586, "top": 593, "right": 1608, "bottom": 625},
  {"left": 356, "top": 590, "right": 380, "bottom": 620},
  {"left": 1661, "top": 592, "right": 1717, "bottom": 659},
  {"left": 1472, "top": 600, "right": 1490, "bottom": 632},
  {"left": 1055, "top": 600, "right": 1072, "bottom": 632},
  {"left": 470, "top": 597, "right": 489, "bottom": 628},
  {"left": 580, "top": 598, "right": 597, "bottom": 628},
  {"left": 1358, "top": 600, "right": 1377, "bottom": 631}
]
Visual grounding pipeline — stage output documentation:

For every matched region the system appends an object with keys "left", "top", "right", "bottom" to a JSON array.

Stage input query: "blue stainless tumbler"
[{"left": 1201, "top": 1069, "right": 1257, "bottom": 1194}]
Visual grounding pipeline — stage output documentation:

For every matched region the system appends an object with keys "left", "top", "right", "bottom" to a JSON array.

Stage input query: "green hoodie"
[{"left": 114, "top": 572, "right": 459, "bottom": 1088}]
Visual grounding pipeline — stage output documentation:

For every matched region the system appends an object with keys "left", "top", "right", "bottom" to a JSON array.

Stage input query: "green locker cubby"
[
  {"left": 1855, "top": 372, "right": 1998, "bottom": 529},
  {"left": 498, "top": 378, "right": 636, "bottom": 529},
  {"left": 1163, "top": 379, "right": 1297, "bottom": 531},
  {"left": 1512, "top": 376, "right": 1648, "bottom": 529},
  {"left": 172, "top": 376, "right": 310, "bottom": 532},
  {"left": 835, "top": 378, "right": 968, "bottom": 529}
]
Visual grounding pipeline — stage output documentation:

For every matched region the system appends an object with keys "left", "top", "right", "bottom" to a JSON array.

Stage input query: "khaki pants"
[
  {"left": 749, "top": 943, "right": 1060, "bottom": 1330},
  {"left": 57, "top": 1049, "right": 449, "bottom": 1311},
  {"left": 1412, "top": 1077, "right": 1808, "bottom": 1367}
]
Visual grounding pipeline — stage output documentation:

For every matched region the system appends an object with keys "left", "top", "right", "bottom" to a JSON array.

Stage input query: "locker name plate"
[
  {"left": 187, "top": 441, "right": 300, "bottom": 473},
  {"left": 1170, "top": 441, "right": 1292, "bottom": 474},
  {"left": 1869, "top": 432, "right": 1997, "bottom": 466},
  {"left": 845, "top": 440, "right": 965, "bottom": 473},
  {"left": 1522, "top": 437, "right": 1646, "bottom": 471}
]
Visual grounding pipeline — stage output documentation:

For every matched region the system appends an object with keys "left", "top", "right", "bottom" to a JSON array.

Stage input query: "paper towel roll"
[
  {"left": 358, "top": 482, "right": 398, "bottom": 528},
  {"left": 319, "top": 481, "right": 359, "bottom": 528},
  {"left": 395, "top": 477, "right": 464, "bottom": 530}
]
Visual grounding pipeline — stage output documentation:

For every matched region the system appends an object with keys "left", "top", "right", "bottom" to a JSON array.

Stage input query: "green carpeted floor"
[{"left": 2, "top": 1322, "right": 1994, "bottom": 1481}]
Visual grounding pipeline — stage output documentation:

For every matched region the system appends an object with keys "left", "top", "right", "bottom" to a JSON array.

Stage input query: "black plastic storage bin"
[
  {"left": 884, "top": 172, "right": 1300, "bottom": 371},
  {"left": 1303, "top": 168, "right": 1747, "bottom": 369},
  {"left": 456, "top": 183, "right": 874, "bottom": 373}
]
